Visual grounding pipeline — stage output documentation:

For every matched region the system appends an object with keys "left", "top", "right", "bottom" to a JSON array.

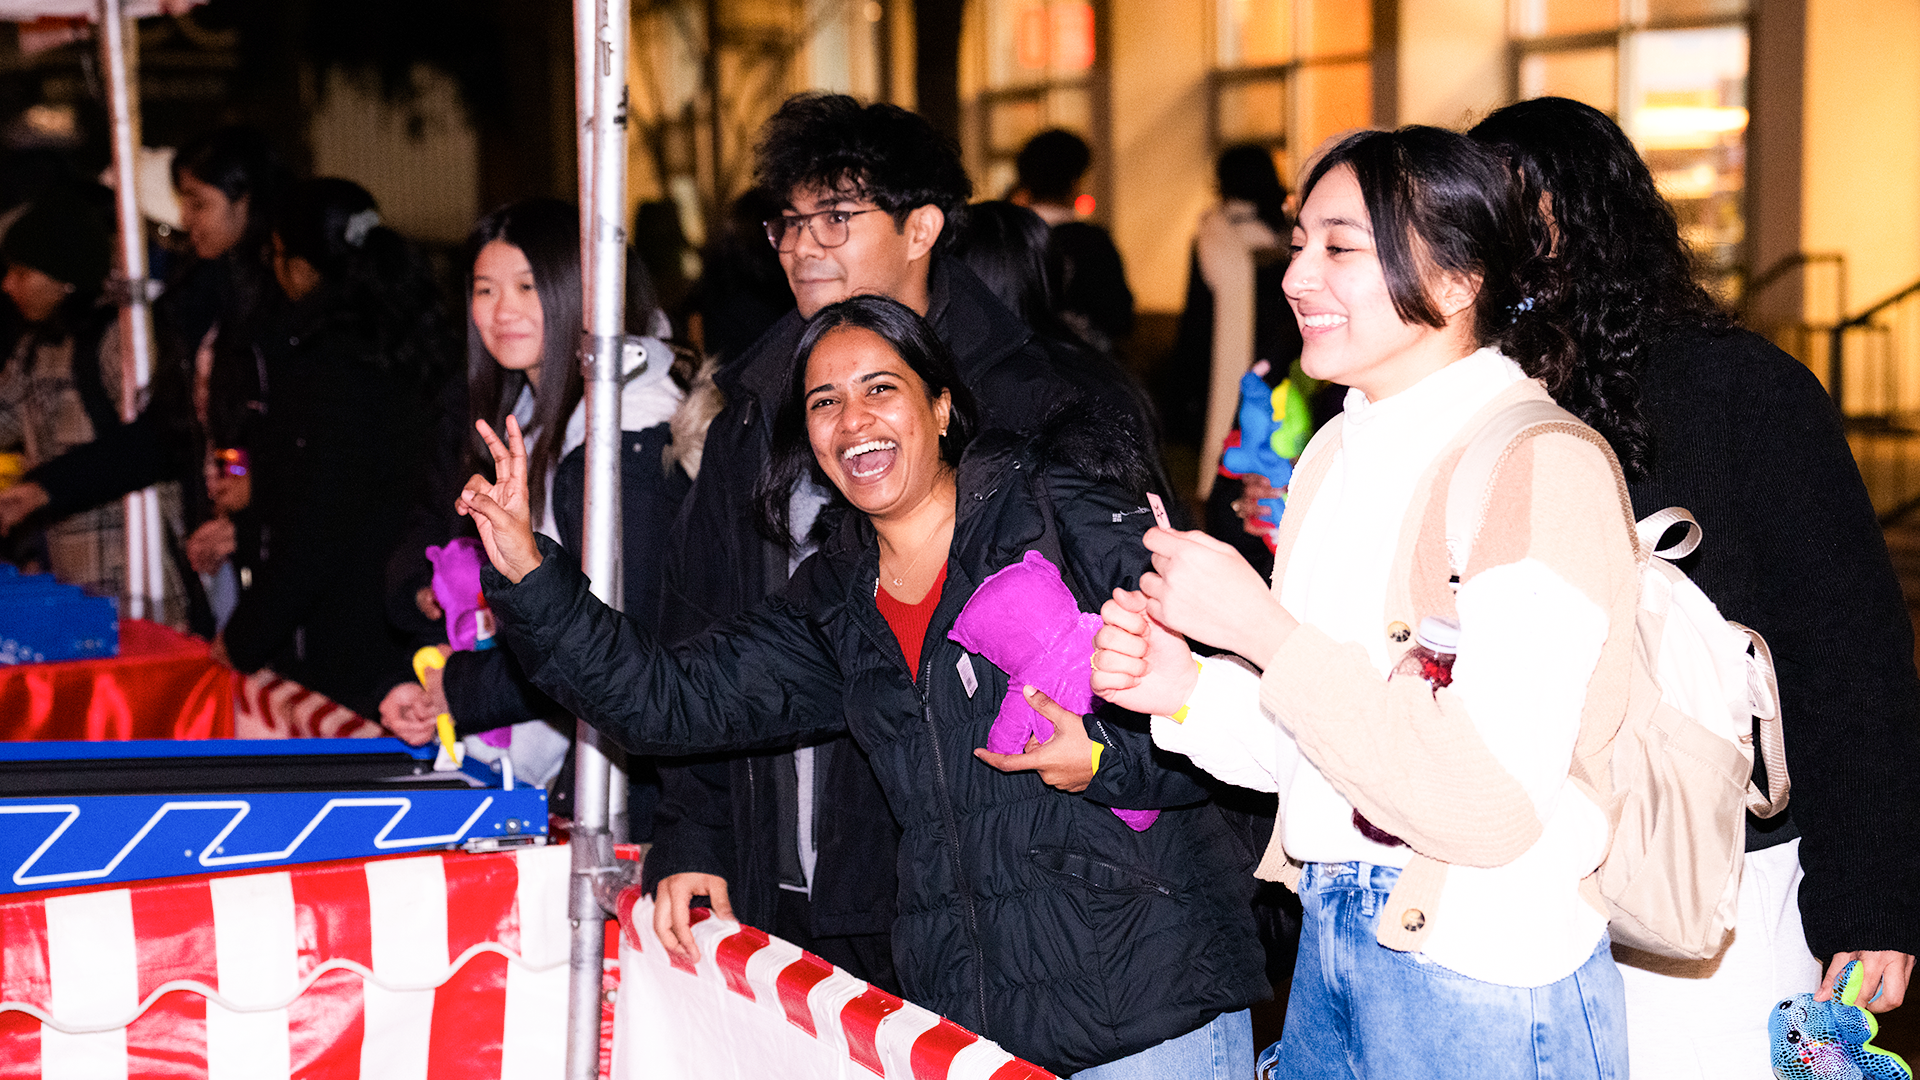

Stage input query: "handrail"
[
  {"left": 1839, "top": 275, "right": 1920, "bottom": 330},
  {"left": 1742, "top": 251, "right": 1846, "bottom": 323},
  {"left": 1829, "top": 272, "right": 1920, "bottom": 412}
]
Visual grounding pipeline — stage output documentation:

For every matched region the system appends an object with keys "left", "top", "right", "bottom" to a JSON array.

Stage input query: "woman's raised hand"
[
  {"left": 1093, "top": 589, "right": 1199, "bottom": 716},
  {"left": 458, "top": 416, "right": 543, "bottom": 583},
  {"left": 1139, "top": 527, "right": 1298, "bottom": 666}
]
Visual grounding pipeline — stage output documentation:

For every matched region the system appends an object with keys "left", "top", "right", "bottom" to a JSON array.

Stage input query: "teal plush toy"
[{"left": 1771, "top": 960, "right": 1913, "bottom": 1080}]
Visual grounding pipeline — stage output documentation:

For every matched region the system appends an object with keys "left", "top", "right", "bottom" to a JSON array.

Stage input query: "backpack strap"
[
  {"left": 1732, "top": 620, "right": 1791, "bottom": 819},
  {"left": 1637, "top": 506, "right": 1702, "bottom": 559},
  {"left": 1443, "top": 399, "right": 1587, "bottom": 575}
]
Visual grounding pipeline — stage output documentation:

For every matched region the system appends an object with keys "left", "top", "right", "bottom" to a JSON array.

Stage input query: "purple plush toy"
[
  {"left": 949, "top": 550, "right": 1159, "bottom": 831},
  {"left": 426, "top": 539, "right": 487, "bottom": 652},
  {"left": 425, "top": 538, "right": 511, "bottom": 748}
]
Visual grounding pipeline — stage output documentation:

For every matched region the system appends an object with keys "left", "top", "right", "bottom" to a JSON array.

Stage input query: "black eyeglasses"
[{"left": 763, "top": 207, "right": 886, "bottom": 252}]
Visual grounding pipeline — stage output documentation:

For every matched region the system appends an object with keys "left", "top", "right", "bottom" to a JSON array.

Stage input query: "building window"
[
  {"left": 970, "top": 0, "right": 1105, "bottom": 204},
  {"left": 1208, "top": 0, "right": 1373, "bottom": 184},
  {"left": 1511, "top": 0, "right": 1750, "bottom": 296}
]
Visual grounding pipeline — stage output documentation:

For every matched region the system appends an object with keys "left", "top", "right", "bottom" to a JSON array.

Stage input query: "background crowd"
[{"left": 0, "top": 90, "right": 1916, "bottom": 1080}]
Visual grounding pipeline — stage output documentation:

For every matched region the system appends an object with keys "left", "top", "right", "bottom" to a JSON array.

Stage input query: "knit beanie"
[{"left": 1, "top": 191, "right": 111, "bottom": 291}]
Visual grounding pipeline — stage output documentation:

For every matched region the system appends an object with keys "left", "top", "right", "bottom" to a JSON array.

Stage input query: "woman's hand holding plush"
[
  {"left": 1093, "top": 589, "right": 1200, "bottom": 716},
  {"left": 1139, "top": 527, "right": 1297, "bottom": 666},
  {"left": 458, "top": 415, "right": 543, "bottom": 583},
  {"left": 974, "top": 686, "right": 1098, "bottom": 792}
]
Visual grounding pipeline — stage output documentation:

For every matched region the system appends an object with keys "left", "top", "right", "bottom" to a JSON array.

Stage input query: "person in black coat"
[
  {"left": 1472, "top": 97, "right": 1920, "bottom": 1075},
  {"left": 213, "top": 178, "right": 453, "bottom": 717},
  {"left": 0, "top": 128, "right": 287, "bottom": 635},
  {"left": 642, "top": 93, "right": 1171, "bottom": 999},
  {"left": 464, "top": 295, "right": 1266, "bottom": 1076}
]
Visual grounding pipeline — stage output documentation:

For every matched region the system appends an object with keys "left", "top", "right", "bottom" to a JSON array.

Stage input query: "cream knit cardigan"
[{"left": 1251, "top": 377, "right": 1641, "bottom": 960}]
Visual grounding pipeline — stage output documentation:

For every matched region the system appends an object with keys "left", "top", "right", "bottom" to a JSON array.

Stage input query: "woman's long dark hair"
[
  {"left": 756, "top": 294, "right": 979, "bottom": 542},
  {"left": 462, "top": 198, "right": 585, "bottom": 518},
  {"left": 1469, "top": 99, "right": 1730, "bottom": 478},
  {"left": 173, "top": 126, "right": 284, "bottom": 268},
  {"left": 952, "top": 199, "right": 1058, "bottom": 334},
  {"left": 273, "top": 177, "right": 455, "bottom": 391},
  {"left": 1300, "top": 127, "right": 1577, "bottom": 417}
]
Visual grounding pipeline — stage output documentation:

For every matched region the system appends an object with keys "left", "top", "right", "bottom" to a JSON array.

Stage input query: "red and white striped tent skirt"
[{"left": 0, "top": 845, "right": 571, "bottom": 1079}]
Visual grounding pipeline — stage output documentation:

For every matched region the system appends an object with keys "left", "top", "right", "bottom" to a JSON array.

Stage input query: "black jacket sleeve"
[
  {"left": 638, "top": 756, "right": 739, "bottom": 891},
  {"left": 1040, "top": 461, "right": 1214, "bottom": 812},
  {"left": 485, "top": 534, "right": 846, "bottom": 755},
  {"left": 441, "top": 646, "right": 569, "bottom": 734},
  {"left": 27, "top": 408, "right": 188, "bottom": 516}
]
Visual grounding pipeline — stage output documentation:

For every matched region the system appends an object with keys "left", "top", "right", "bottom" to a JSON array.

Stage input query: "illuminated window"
[
  {"left": 1209, "top": 0, "right": 1372, "bottom": 184},
  {"left": 1512, "top": 0, "right": 1750, "bottom": 297},
  {"left": 972, "top": 0, "right": 1104, "bottom": 204}
]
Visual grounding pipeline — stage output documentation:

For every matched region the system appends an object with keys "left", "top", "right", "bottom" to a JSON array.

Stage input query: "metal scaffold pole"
[
  {"left": 97, "top": 0, "right": 164, "bottom": 621},
  {"left": 566, "top": 0, "right": 633, "bottom": 1077}
]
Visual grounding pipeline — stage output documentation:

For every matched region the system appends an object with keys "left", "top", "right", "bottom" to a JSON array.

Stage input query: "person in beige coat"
[{"left": 1093, "top": 127, "right": 1637, "bottom": 1079}]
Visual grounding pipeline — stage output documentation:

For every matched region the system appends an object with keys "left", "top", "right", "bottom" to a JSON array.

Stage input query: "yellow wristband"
[
  {"left": 1089, "top": 742, "right": 1103, "bottom": 776},
  {"left": 1167, "top": 658, "right": 1204, "bottom": 723}
]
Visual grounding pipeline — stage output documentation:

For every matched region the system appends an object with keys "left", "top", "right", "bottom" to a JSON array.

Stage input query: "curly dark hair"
[
  {"left": 1469, "top": 97, "right": 1731, "bottom": 478},
  {"left": 754, "top": 92, "right": 973, "bottom": 247},
  {"left": 756, "top": 294, "right": 979, "bottom": 542},
  {"left": 1301, "top": 126, "right": 1575, "bottom": 398}
]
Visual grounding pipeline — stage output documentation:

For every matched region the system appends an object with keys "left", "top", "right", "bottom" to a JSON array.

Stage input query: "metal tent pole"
[
  {"left": 97, "top": 0, "right": 163, "bottom": 621},
  {"left": 565, "top": 0, "right": 633, "bottom": 1077}
]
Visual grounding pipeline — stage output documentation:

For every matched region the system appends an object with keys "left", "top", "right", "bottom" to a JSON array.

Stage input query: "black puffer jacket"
[
  {"left": 488, "top": 429, "right": 1267, "bottom": 1074},
  {"left": 643, "top": 256, "right": 1170, "bottom": 948}
]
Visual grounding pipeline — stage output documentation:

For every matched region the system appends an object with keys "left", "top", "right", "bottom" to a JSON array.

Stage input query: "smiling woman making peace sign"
[{"left": 459, "top": 294, "right": 1267, "bottom": 1079}]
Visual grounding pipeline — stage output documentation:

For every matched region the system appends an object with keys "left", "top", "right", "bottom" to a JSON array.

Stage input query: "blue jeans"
[
  {"left": 1260, "top": 862, "right": 1627, "bottom": 1080},
  {"left": 1070, "top": 1008, "right": 1253, "bottom": 1080}
]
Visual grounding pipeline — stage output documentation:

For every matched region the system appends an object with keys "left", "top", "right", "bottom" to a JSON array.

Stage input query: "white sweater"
[{"left": 1155, "top": 347, "right": 1612, "bottom": 987}]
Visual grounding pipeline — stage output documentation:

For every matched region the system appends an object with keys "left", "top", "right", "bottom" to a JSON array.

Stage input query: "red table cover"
[
  {"left": 0, "top": 844, "right": 570, "bottom": 1080},
  {"left": 0, "top": 620, "right": 233, "bottom": 742}
]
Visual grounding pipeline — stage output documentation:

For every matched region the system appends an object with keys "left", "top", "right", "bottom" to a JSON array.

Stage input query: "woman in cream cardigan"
[{"left": 1092, "top": 126, "right": 1639, "bottom": 1078}]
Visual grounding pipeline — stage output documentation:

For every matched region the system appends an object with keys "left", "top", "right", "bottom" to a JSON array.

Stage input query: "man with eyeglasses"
[{"left": 643, "top": 92, "right": 1164, "bottom": 995}]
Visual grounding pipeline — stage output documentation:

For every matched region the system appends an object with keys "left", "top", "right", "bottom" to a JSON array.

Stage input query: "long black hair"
[
  {"left": 952, "top": 200, "right": 1057, "bottom": 334},
  {"left": 462, "top": 198, "right": 585, "bottom": 518},
  {"left": 1469, "top": 97, "right": 1729, "bottom": 478},
  {"left": 272, "top": 177, "right": 455, "bottom": 390},
  {"left": 1300, "top": 127, "right": 1576, "bottom": 411},
  {"left": 755, "top": 294, "right": 979, "bottom": 542},
  {"left": 172, "top": 126, "right": 284, "bottom": 264}
]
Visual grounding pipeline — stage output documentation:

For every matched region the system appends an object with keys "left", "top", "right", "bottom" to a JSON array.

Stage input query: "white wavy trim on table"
[{"left": 0, "top": 940, "right": 565, "bottom": 1034}]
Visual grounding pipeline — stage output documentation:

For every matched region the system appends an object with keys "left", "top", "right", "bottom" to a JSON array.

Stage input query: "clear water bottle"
[
  {"left": 1353, "top": 616, "right": 1460, "bottom": 848},
  {"left": 1392, "top": 616, "right": 1459, "bottom": 689}
]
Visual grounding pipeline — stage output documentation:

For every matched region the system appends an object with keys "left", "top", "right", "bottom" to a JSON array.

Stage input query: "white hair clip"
[{"left": 344, "top": 208, "right": 381, "bottom": 248}]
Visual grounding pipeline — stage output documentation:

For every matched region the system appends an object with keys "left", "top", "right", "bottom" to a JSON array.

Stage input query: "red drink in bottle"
[{"left": 1353, "top": 616, "right": 1460, "bottom": 848}]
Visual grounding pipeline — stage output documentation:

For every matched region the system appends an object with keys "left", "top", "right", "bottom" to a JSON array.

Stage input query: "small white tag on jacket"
[{"left": 957, "top": 654, "right": 978, "bottom": 698}]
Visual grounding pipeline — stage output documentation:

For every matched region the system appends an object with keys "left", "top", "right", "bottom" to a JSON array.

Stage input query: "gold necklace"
[{"left": 879, "top": 509, "right": 954, "bottom": 591}]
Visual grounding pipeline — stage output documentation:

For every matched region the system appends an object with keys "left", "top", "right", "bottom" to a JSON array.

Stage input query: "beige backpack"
[{"left": 1446, "top": 399, "right": 1790, "bottom": 960}]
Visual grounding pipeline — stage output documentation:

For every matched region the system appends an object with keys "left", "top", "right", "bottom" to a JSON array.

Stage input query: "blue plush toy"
[
  {"left": 1771, "top": 960, "right": 1913, "bottom": 1080},
  {"left": 1217, "top": 360, "right": 1314, "bottom": 547}
]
